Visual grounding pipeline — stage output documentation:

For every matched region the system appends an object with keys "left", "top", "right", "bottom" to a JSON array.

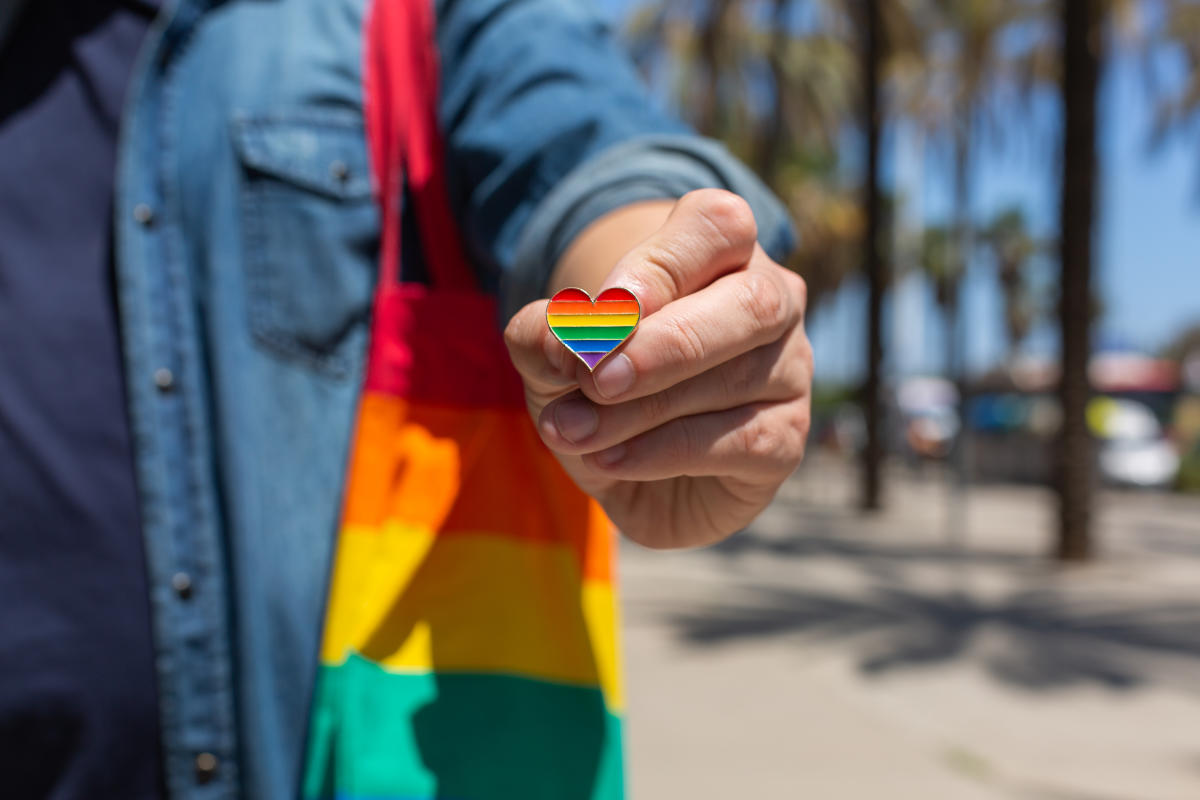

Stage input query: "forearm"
[{"left": 548, "top": 200, "right": 675, "bottom": 296}]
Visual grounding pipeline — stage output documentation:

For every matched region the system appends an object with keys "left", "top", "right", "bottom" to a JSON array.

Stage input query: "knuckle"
[
  {"left": 503, "top": 308, "right": 539, "bottom": 365},
  {"left": 641, "top": 387, "right": 676, "bottom": 425},
  {"left": 737, "top": 414, "right": 786, "bottom": 464},
  {"left": 660, "top": 315, "right": 708, "bottom": 365},
  {"left": 720, "top": 351, "right": 760, "bottom": 401},
  {"left": 783, "top": 269, "right": 808, "bottom": 313},
  {"left": 791, "top": 419, "right": 811, "bottom": 468},
  {"left": 682, "top": 189, "right": 758, "bottom": 253},
  {"left": 658, "top": 416, "right": 699, "bottom": 467},
  {"left": 736, "top": 271, "right": 789, "bottom": 338},
  {"left": 638, "top": 245, "right": 686, "bottom": 299},
  {"left": 679, "top": 416, "right": 709, "bottom": 463},
  {"left": 782, "top": 402, "right": 811, "bottom": 465},
  {"left": 778, "top": 333, "right": 814, "bottom": 395},
  {"left": 792, "top": 404, "right": 812, "bottom": 451},
  {"left": 502, "top": 310, "right": 525, "bottom": 351}
]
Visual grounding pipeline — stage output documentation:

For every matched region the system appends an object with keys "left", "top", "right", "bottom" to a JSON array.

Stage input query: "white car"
[{"left": 1091, "top": 398, "right": 1180, "bottom": 489}]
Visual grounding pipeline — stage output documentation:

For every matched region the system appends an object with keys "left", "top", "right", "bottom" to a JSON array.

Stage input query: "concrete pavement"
[{"left": 619, "top": 456, "right": 1200, "bottom": 799}]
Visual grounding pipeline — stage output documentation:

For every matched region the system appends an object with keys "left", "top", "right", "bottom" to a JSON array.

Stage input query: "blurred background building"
[{"left": 596, "top": 1, "right": 1200, "bottom": 796}]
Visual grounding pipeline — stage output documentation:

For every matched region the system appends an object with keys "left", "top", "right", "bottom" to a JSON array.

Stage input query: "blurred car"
[
  {"left": 905, "top": 406, "right": 958, "bottom": 459},
  {"left": 897, "top": 377, "right": 958, "bottom": 461},
  {"left": 1089, "top": 397, "right": 1180, "bottom": 489}
]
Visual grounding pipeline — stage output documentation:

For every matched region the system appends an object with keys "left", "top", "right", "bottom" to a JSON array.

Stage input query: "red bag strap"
[{"left": 364, "top": 0, "right": 476, "bottom": 292}]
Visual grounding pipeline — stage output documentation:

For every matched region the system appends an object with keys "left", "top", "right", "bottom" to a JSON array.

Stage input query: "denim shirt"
[{"left": 113, "top": 0, "right": 793, "bottom": 797}]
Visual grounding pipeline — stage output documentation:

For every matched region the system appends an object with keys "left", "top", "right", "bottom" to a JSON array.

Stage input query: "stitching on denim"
[
  {"left": 233, "top": 114, "right": 373, "bottom": 200},
  {"left": 234, "top": 115, "right": 378, "bottom": 379}
]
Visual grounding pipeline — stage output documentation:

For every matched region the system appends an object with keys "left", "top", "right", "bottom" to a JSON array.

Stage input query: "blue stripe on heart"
[{"left": 561, "top": 340, "right": 624, "bottom": 353}]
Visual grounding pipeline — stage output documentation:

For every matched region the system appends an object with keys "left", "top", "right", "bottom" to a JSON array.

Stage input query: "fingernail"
[
  {"left": 593, "top": 353, "right": 635, "bottom": 399},
  {"left": 594, "top": 442, "right": 627, "bottom": 468},
  {"left": 553, "top": 399, "right": 599, "bottom": 443}
]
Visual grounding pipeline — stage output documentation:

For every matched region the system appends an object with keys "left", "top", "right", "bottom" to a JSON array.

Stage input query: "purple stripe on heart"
[{"left": 578, "top": 353, "right": 606, "bottom": 369}]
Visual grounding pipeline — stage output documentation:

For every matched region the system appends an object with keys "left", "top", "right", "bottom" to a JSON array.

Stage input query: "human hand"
[{"left": 504, "top": 190, "right": 812, "bottom": 549}]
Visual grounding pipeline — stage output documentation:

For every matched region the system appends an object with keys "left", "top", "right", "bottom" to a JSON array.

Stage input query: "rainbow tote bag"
[{"left": 300, "top": 1, "right": 625, "bottom": 798}]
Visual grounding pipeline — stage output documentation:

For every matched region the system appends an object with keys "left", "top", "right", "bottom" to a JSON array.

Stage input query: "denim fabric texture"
[{"left": 113, "top": 0, "right": 794, "bottom": 797}]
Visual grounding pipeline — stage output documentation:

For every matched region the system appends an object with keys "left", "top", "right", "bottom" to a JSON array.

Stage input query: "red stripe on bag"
[{"left": 363, "top": 0, "right": 475, "bottom": 292}]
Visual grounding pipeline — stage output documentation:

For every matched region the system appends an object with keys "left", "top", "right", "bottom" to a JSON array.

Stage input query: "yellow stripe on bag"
[{"left": 321, "top": 524, "right": 623, "bottom": 711}]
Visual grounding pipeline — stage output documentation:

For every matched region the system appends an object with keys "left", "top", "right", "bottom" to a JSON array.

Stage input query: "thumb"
[{"left": 599, "top": 188, "right": 758, "bottom": 314}]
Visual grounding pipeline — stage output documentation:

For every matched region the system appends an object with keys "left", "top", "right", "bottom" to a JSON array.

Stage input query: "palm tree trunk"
[
  {"left": 1055, "top": 0, "right": 1100, "bottom": 561},
  {"left": 755, "top": 0, "right": 792, "bottom": 186},
  {"left": 946, "top": 117, "right": 970, "bottom": 541},
  {"left": 697, "top": 0, "right": 733, "bottom": 136},
  {"left": 861, "top": 0, "right": 885, "bottom": 510}
]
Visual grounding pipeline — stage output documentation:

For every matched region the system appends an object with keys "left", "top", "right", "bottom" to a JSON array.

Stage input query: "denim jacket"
[{"left": 113, "top": 0, "right": 793, "bottom": 797}]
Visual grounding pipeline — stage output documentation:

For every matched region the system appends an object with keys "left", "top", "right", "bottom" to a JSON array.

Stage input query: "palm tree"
[
  {"left": 1163, "top": 324, "right": 1200, "bottom": 364},
  {"left": 861, "top": 0, "right": 886, "bottom": 510},
  {"left": 919, "top": 223, "right": 956, "bottom": 312},
  {"left": 979, "top": 207, "right": 1041, "bottom": 362},
  {"left": 927, "top": 0, "right": 1053, "bottom": 343},
  {"left": 900, "top": 0, "right": 1051, "bottom": 307},
  {"left": 898, "top": 0, "right": 1055, "bottom": 534},
  {"left": 624, "top": 0, "right": 864, "bottom": 309},
  {"left": 1146, "top": 0, "right": 1200, "bottom": 151},
  {"left": 626, "top": 0, "right": 931, "bottom": 509},
  {"left": 1055, "top": 0, "right": 1102, "bottom": 562}
]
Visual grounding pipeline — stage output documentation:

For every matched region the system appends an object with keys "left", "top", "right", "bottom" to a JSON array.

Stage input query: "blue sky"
[
  {"left": 598, "top": 1, "right": 1200, "bottom": 384},
  {"left": 1097, "top": 50, "right": 1200, "bottom": 354},
  {"left": 811, "top": 47, "right": 1200, "bottom": 383}
]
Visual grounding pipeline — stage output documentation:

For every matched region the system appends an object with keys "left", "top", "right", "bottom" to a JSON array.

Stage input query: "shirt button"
[
  {"left": 132, "top": 203, "right": 155, "bottom": 226},
  {"left": 153, "top": 367, "right": 174, "bottom": 392},
  {"left": 171, "top": 572, "right": 193, "bottom": 599},
  {"left": 329, "top": 160, "right": 349, "bottom": 182},
  {"left": 195, "top": 752, "right": 219, "bottom": 783}
]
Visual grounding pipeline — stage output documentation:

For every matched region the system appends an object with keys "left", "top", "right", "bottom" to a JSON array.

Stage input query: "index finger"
[{"left": 503, "top": 298, "right": 578, "bottom": 399}]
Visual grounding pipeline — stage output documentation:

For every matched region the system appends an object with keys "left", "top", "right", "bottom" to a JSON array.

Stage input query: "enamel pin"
[{"left": 546, "top": 287, "right": 642, "bottom": 371}]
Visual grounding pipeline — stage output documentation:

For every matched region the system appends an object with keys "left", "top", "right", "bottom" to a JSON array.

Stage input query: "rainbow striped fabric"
[
  {"left": 547, "top": 287, "right": 641, "bottom": 370},
  {"left": 302, "top": 290, "right": 624, "bottom": 800},
  {"left": 303, "top": 1, "right": 624, "bottom": 795}
]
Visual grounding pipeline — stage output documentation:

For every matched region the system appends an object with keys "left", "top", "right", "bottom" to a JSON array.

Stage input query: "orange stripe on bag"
[{"left": 341, "top": 392, "right": 614, "bottom": 583}]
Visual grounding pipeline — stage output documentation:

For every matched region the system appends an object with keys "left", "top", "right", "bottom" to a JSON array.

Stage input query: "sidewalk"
[{"left": 620, "top": 455, "right": 1200, "bottom": 799}]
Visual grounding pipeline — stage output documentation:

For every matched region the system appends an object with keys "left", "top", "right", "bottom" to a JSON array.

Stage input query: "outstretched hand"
[{"left": 504, "top": 189, "right": 812, "bottom": 549}]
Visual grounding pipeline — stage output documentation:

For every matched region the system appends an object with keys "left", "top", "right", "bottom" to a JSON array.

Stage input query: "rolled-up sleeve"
[{"left": 436, "top": 0, "right": 797, "bottom": 317}]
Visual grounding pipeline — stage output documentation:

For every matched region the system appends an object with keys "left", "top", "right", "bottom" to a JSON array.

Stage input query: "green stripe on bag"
[{"left": 304, "top": 653, "right": 624, "bottom": 800}]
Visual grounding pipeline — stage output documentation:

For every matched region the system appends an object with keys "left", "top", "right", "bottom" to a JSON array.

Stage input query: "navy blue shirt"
[{"left": 0, "top": 1, "right": 165, "bottom": 797}]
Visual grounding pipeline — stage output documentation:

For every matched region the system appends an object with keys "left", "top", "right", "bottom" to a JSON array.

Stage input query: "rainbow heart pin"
[{"left": 547, "top": 287, "right": 642, "bottom": 371}]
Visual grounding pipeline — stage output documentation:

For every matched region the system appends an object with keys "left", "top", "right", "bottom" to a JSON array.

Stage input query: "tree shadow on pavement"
[
  {"left": 665, "top": 583, "right": 1200, "bottom": 694},
  {"left": 1139, "top": 522, "right": 1200, "bottom": 560},
  {"left": 711, "top": 523, "right": 1037, "bottom": 582},
  {"left": 714, "top": 526, "right": 1036, "bottom": 564},
  {"left": 646, "top": 493, "right": 1200, "bottom": 693}
]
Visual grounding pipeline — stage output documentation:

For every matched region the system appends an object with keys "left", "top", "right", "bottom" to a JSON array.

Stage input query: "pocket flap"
[{"left": 232, "top": 112, "right": 373, "bottom": 200}]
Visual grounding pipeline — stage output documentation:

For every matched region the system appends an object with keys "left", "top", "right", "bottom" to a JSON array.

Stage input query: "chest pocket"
[{"left": 233, "top": 112, "right": 380, "bottom": 378}]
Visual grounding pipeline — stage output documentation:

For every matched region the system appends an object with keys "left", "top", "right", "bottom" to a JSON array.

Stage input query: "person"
[{"left": 0, "top": 0, "right": 812, "bottom": 797}]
